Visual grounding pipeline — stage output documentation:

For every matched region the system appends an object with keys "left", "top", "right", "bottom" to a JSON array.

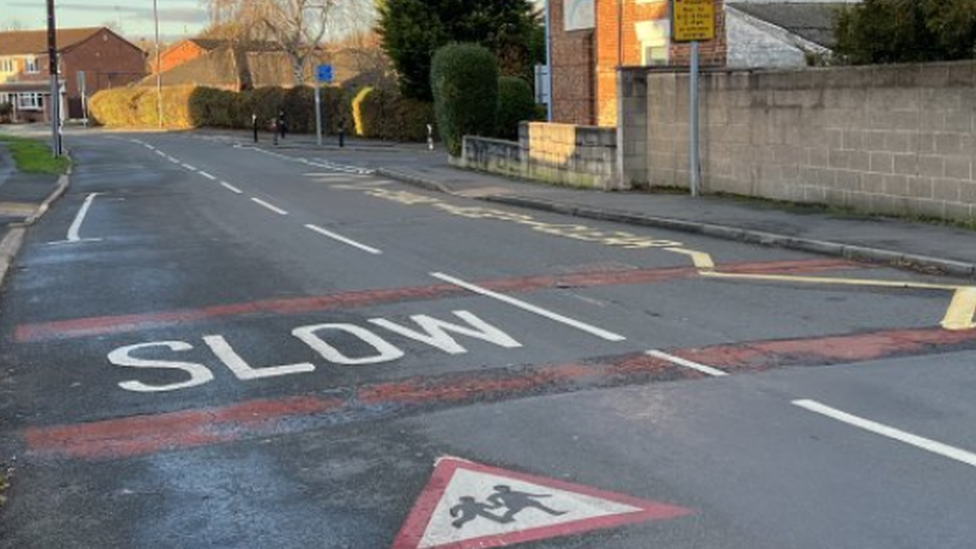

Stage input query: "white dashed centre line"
[
  {"left": 304, "top": 224, "right": 382, "bottom": 255},
  {"left": 793, "top": 399, "right": 976, "bottom": 469},
  {"left": 181, "top": 163, "right": 197, "bottom": 171},
  {"left": 250, "top": 197, "right": 289, "bottom": 215},
  {"left": 430, "top": 272, "right": 627, "bottom": 342},
  {"left": 198, "top": 171, "right": 217, "bottom": 180},
  {"left": 220, "top": 181, "right": 243, "bottom": 194}
]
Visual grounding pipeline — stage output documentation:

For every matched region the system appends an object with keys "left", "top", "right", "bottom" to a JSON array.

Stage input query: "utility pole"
[
  {"left": 46, "top": 0, "right": 62, "bottom": 157},
  {"left": 153, "top": 0, "right": 163, "bottom": 128}
]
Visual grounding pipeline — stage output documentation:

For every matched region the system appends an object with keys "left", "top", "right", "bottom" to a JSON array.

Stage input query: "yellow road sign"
[{"left": 672, "top": 0, "right": 716, "bottom": 42}]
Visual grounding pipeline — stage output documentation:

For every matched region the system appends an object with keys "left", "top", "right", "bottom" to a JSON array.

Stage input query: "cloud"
[{"left": 9, "top": 2, "right": 206, "bottom": 24}]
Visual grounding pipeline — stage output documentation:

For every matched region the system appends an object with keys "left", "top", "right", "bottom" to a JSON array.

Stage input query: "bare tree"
[{"left": 202, "top": 0, "right": 352, "bottom": 85}]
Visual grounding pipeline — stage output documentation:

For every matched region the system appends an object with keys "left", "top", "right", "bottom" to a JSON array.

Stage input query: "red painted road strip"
[
  {"left": 14, "top": 258, "right": 858, "bottom": 343},
  {"left": 22, "top": 324, "right": 976, "bottom": 462}
]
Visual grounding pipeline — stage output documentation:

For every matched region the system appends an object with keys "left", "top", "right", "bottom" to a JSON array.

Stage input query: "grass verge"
[{"left": 0, "top": 134, "right": 70, "bottom": 175}]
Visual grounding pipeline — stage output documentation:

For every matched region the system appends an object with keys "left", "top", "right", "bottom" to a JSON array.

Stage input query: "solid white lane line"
[
  {"left": 250, "top": 197, "right": 289, "bottom": 215},
  {"left": 220, "top": 181, "right": 243, "bottom": 194},
  {"left": 67, "top": 193, "right": 100, "bottom": 242},
  {"left": 181, "top": 163, "right": 197, "bottom": 170},
  {"left": 198, "top": 171, "right": 217, "bottom": 180},
  {"left": 646, "top": 350, "right": 728, "bottom": 377},
  {"left": 793, "top": 399, "right": 976, "bottom": 469},
  {"left": 304, "top": 224, "right": 382, "bottom": 255},
  {"left": 430, "top": 272, "right": 627, "bottom": 342}
]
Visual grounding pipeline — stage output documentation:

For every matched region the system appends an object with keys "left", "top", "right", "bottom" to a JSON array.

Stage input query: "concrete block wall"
[
  {"left": 459, "top": 122, "right": 619, "bottom": 190},
  {"left": 639, "top": 61, "right": 976, "bottom": 222}
]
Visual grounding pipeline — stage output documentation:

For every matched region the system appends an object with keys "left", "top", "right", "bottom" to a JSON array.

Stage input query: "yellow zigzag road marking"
[{"left": 666, "top": 248, "right": 976, "bottom": 332}]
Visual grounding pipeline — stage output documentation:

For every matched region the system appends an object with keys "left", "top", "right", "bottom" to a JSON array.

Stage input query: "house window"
[
  {"left": 0, "top": 93, "right": 10, "bottom": 105},
  {"left": 17, "top": 93, "right": 43, "bottom": 111},
  {"left": 636, "top": 19, "right": 671, "bottom": 67},
  {"left": 0, "top": 58, "right": 13, "bottom": 73},
  {"left": 24, "top": 57, "right": 39, "bottom": 73}
]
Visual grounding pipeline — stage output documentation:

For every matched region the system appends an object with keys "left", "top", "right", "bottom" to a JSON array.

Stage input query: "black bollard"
[{"left": 339, "top": 126, "right": 345, "bottom": 148}]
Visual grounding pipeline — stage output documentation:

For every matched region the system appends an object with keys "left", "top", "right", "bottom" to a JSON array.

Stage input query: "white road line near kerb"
[
  {"left": 67, "top": 193, "right": 101, "bottom": 242},
  {"left": 220, "top": 181, "right": 243, "bottom": 194},
  {"left": 304, "top": 224, "right": 382, "bottom": 255},
  {"left": 198, "top": 171, "right": 217, "bottom": 180},
  {"left": 793, "top": 399, "right": 976, "bottom": 469},
  {"left": 430, "top": 272, "right": 626, "bottom": 342},
  {"left": 646, "top": 350, "right": 728, "bottom": 377},
  {"left": 250, "top": 197, "right": 289, "bottom": 215}
]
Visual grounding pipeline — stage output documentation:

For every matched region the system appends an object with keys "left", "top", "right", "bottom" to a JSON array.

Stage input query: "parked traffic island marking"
[{"left": 391, "top": 457, "right": 691, "bottom": 549}]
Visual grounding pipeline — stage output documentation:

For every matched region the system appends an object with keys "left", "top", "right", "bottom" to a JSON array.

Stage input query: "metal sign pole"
[
  {"left": 314, "top": 83, "right": 323, "bottom": 147},
  {"left": 689, "top": 40, "right": 700, "bottom": 197}
]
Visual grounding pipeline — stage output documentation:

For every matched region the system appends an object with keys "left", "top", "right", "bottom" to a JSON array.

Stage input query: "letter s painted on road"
[{"left": 108, "top": 341, "right": 214, "bottom": 392}]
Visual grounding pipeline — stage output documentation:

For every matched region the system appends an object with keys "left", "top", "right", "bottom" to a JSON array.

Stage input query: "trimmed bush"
[
  {"left": 430, "top": 43, "right": 499, "bottom": 156},
  {"left": 495, "top": 77, "right": 535, "bottom": 140}
]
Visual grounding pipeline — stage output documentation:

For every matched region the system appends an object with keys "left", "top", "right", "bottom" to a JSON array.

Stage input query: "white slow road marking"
[
  {"left": 181, "top": 163, "right": 197, "bottom": 171},
  {"left": 220, "top": 181, "right": 243, "bottom": 194},
  {"left": 646, "top": 350, "right": 728, "bottom": 377},
  {"left": 305, "top": 224, "right": 382, "bottom": 255},
  {"left": 430, "top": 273, "right": 627, "bottom": 342},
  {"left": 250, "top": 197, "right": 289, "bottom": 215},
  {"left": 793, "top": 399, "right": 976, "bottom": 469},
  {"left": 198, "top": 171, "right": 217, "bottom": 180},
  {"left": 66, "top": 193, "right": 102, "bottom": 243}
]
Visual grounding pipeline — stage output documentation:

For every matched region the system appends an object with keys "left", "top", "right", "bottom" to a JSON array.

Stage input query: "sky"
[{"left": 5, "top": 0, "right": 208, "bottom": 42}]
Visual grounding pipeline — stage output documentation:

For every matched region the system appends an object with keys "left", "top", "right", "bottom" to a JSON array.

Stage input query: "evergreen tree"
[
  {"left": 835, "top": 0, "right": 976, "bottom": 65},
  {"left": 377, "top": 0, "right": 538, "bottom": 100}
]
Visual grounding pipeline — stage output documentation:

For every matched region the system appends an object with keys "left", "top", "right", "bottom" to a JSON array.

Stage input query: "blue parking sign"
[{"left": 317, "top": 64, "right": 334, "bottom": 83}]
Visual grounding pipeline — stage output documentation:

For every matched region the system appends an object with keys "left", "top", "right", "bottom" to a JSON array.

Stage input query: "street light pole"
[
  {"left": 45, "top": 0, "right": 62, "bottom": 157},
  {"left": 153, "top": 0, "right": 163, "bottom": 128}
]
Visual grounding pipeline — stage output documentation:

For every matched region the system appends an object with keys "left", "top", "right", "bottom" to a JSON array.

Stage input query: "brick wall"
[
  {"left": 458, "top": 122, "right": 620, "bottom": 189},
  {"left": 628, "top": 61, "right": 976, "bottom": 222},
  {"left": 550, "top": 0, "right": 596, "bottom": 125}
]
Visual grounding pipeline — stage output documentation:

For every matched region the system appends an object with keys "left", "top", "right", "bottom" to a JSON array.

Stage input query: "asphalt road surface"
[{"left": 0, "top": 131, "right": 974, "bottom": 548}]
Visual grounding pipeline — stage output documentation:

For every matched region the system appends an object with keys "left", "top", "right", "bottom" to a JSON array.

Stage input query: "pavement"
[
  {"left": 189, "top": 128, "right": 976, "bottom": 278},
  {"left": 0, "top": 138, "right": 70, "bottom": 292}
]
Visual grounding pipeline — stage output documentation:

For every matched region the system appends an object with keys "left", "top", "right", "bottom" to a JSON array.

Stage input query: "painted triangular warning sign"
[{"left": 390, "top": 456, "right": 692, "bottom": 549}]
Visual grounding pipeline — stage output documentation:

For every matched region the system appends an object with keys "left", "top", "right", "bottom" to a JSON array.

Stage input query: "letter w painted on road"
[{"left": 369, "top": 310, "right": 523, "bottom": 355}]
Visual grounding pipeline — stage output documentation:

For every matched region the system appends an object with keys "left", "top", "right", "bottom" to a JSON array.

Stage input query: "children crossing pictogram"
[{"left": 391, "top": 457, "right": 692, "bottom": 549}]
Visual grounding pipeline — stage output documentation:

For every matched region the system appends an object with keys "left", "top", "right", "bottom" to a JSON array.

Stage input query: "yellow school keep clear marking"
[
  {"left": 352, "top": 187, "right": 685, "bottom": 250},
  {"left": 344, "top": 186, "right": 976, "bottom": 331},
  {"left": 665, "top": 248, "right": 976, "bottom": 331}
]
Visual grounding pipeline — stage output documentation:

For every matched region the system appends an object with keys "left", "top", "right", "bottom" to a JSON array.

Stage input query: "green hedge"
[
  {"left": 90, "top": 86, "right": 196, "bottom": 129},
  {"left": 431, "top": 43, "right": 499, "bottom": 156},
  {"left": 495, "top": 76, "right": 536, "bottom": 140},
  {"left": 351, "top": 87, "right": 436, "bottom": 142},
  {"left": 90, "top": 84, "right": 434, "bottom": 142}
]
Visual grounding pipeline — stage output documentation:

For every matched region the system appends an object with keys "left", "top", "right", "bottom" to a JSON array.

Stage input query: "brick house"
[
  {"left": 549, "top": 0, "right": 853, "bottom": 127},
  {"left": 0, "top": 27, "right": 145, "bottom": 123},
  {"left": 550, "top": 0, "right": 727, "bottom": 127}
]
